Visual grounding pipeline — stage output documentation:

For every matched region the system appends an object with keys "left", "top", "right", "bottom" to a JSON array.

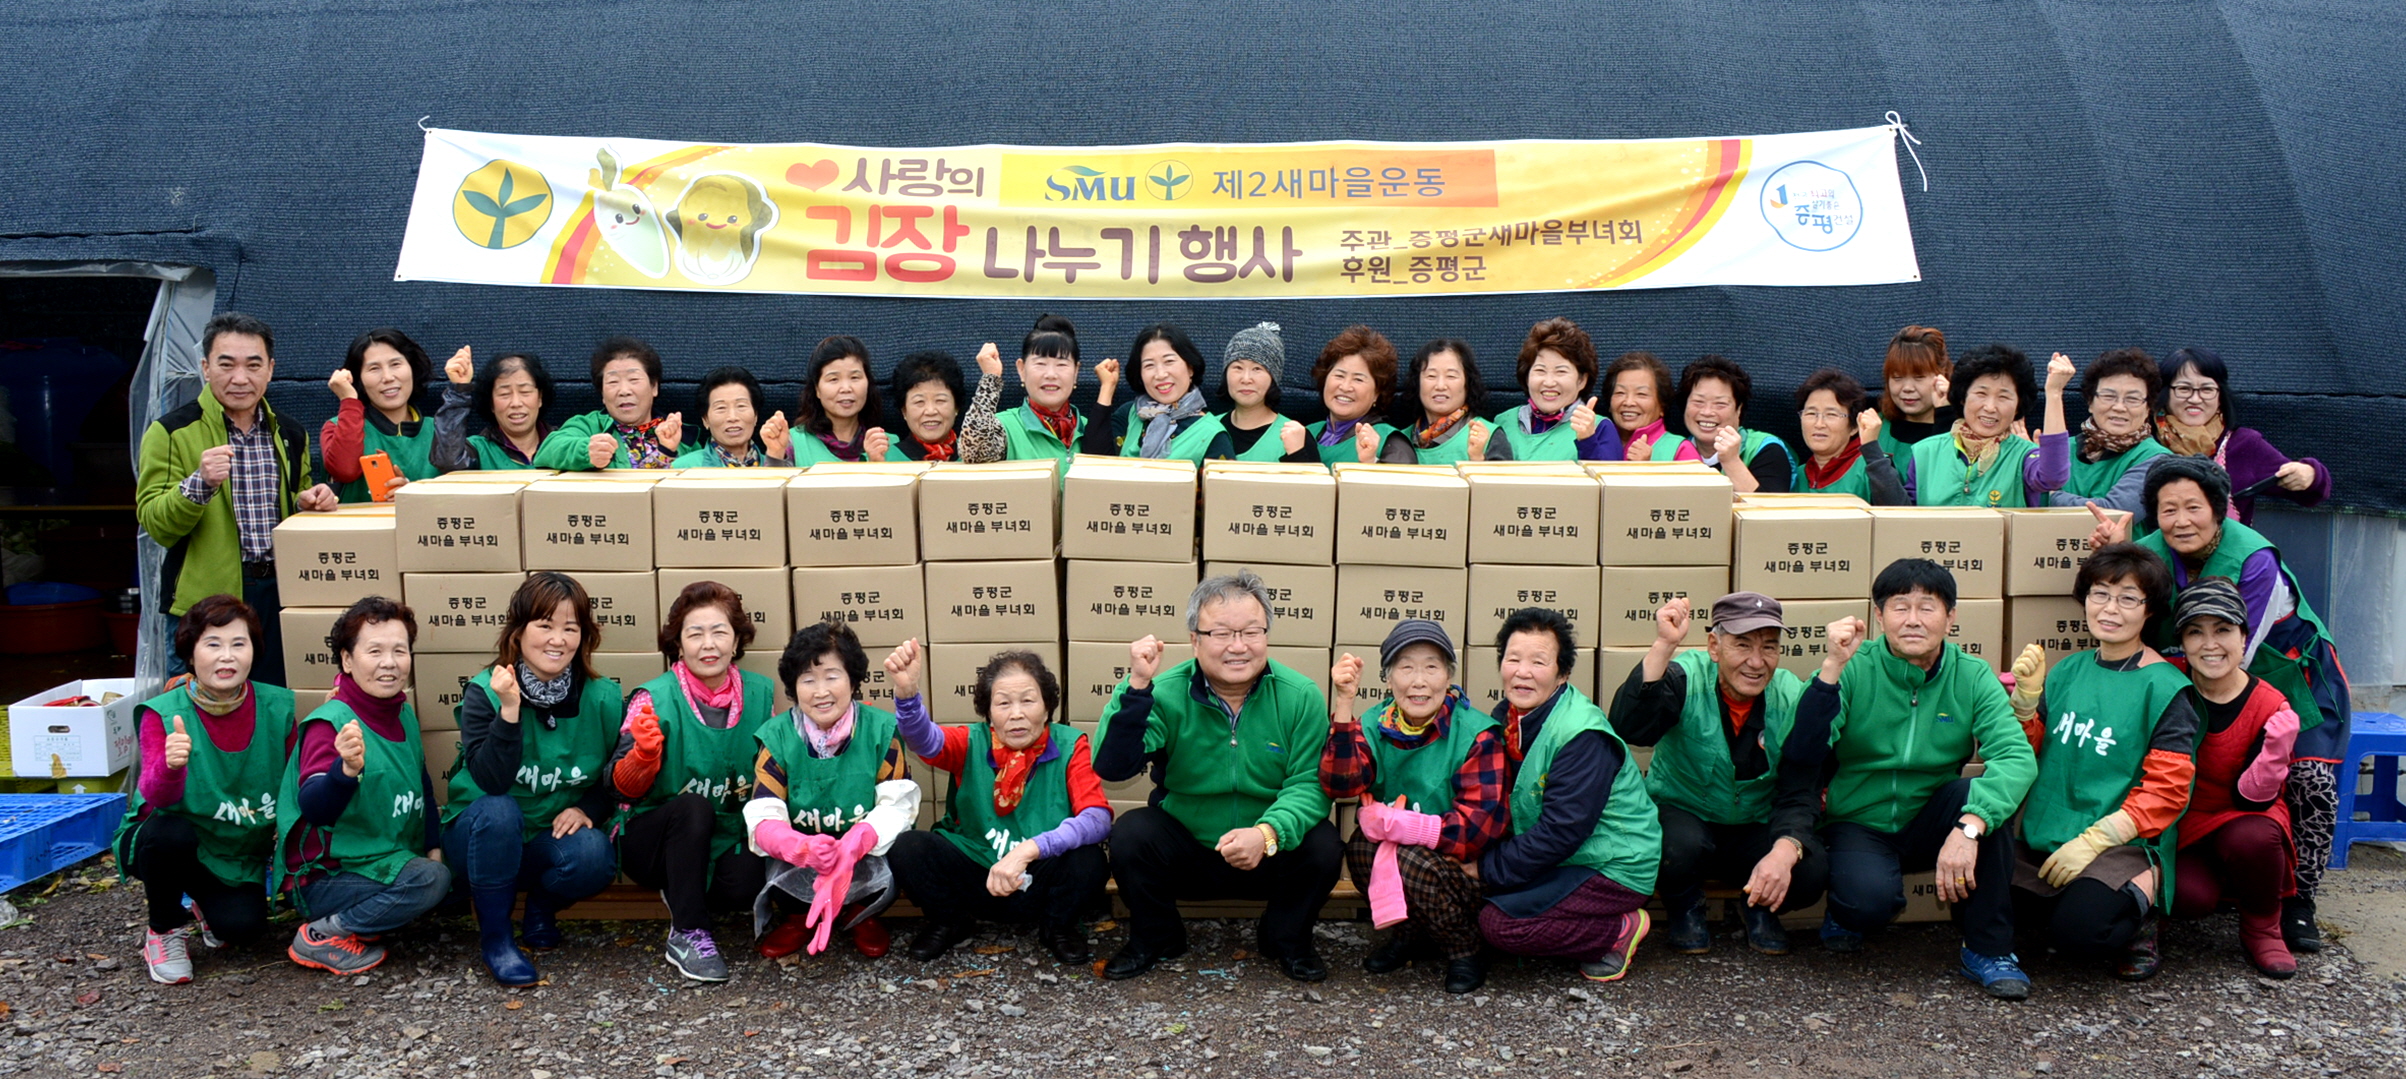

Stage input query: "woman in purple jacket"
[{"left": 2153, "top": 347, "right": 2330, "bottom": 525}]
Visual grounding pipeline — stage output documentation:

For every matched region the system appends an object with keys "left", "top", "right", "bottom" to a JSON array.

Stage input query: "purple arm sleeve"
[
  {"left": 893, "top": 694, "right": 946, "bottom": 760},
  {"left": 1575, "top": 422, "right": 1623, "bottom": 462},
  {"left": 2236, "top": 548, "right": 2282, "bottom": 640},
  {"left": 1031, "top": 805, "right": 1114, "bottom": 860},
  {"left": 2022, "top": 431, "right": 2070, "bottom": 503},
  {"left": 136, "top": 709, "right": 185, "bottom": 808}
]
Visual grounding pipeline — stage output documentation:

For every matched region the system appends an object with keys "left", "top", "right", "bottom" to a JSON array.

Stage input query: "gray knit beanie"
[{"left": 1223, "top": 321, "right": 1286, "bottom": 385}]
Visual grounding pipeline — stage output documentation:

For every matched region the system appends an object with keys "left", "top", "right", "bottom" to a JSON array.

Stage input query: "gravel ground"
[{"left": 0, "top": 860, "right": 2400, "bottom": 1079}]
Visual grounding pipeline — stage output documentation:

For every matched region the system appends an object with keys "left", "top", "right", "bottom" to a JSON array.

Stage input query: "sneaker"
[
  {"left": 287, "top": 923, "right": 386, "bottom": 976},
  {"left": 2282, "top": 895, "right": 2324, "bottom": 954},
  {"left": 1578, "top": 909, "right": 1649, "bottom": 982},
  {"left": 1819, "top": 911, "right": 1864, "bottom": 954},
  {"left": 183, "top": 899, "right": 223, "bottom": 950},
  {"left": 142, "top": 927, "right": 193, "bottom": 985},
  {"left": 664, "top": 927, "right": 729, "bottom": 982},
  {"left": 2115, "top": 917, "right": 2162, "bottom": 982},
  {"left": 1958, "top": 947, "right": 2031, "bottom": 1001}
]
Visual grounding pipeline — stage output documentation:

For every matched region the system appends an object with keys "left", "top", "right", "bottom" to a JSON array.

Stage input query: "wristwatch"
[
  {"left": 1952, "top": 818, "right": 1985, "bottom": 841},
  {"left": 1257, "top": 823, "right": 1280, "bottom": 857}
]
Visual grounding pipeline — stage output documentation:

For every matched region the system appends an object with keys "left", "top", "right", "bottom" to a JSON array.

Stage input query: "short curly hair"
[
  {"left": 778, "top": 620, "right": 868, "bottom": 701},
  {"left": 658, "top": 580, "right": 754, "bottom": 663},
  {"left": 1676, "top": 354, "right": 1754, "bottom": 429},
  {"left": 1515, "top": 318, "right": 1597, "bottom": 393},
  {"left": 328, "top": 595, "right": 416, "bottom": 657},
  {"left": 175, "top": 594, "right": 264, "bottom": 666},
  {"left": 1950, "top": 344, "right": 2037, "bottom": 425},
  {"left": 2081, "top": 347, "right": 2162, "bottom": 403},
  {"left": 1312, "top": 325, "right": 1399, "bottom": 422},
  {"left": 971, "top": 650, "right": 1062, "bottom": 722},
  {"left": 1794, "top": 368, "right": 1868, "bottom": 415}
]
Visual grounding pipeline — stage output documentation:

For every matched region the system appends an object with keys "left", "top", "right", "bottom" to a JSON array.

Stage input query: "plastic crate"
[{"left": 0, "top": 794, "right": 125, "bottom": 893}]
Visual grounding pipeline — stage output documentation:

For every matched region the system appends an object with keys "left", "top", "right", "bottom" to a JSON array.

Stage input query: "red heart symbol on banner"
[{"left": 786, "top": 159, "right": 839, "bottom": 191}]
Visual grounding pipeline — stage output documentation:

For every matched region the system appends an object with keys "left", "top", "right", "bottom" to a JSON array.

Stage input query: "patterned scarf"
[
  {"left": 1804, "top": 436, "right": 1866, "bottom": 490},
  {"left": 2155, "top": 413, "right": 2225, "bottom": 458},
  {"left": 186, "top": 679, "right": 250, "bottom": 717},
  {"left": 611, "top": 418, "right": 676, "bottom": 469},
  {"left": 1367, "top": 687, "right": 1465, "bottom": 746},
  {"left": 700, "top": 441, "right": 765, "bottom": 467},
  {"left": 802, "top": 701, "right": 856, "bottom": 759},
  {"left": 1414, "top": 406, "right": 1471, "bottom": 448},
  {"left": 1136, "top": 388, "right": 1208, "bottom": 458},
  {"left": 517, "top": 661, "right": 574, "bottom": 710},
  {"left": 988, "top": 723, "right": 1053, "bottom": 817},
  {"left": 914, "top": 430, "right": 959, "bottom": 462},
  {"left": 814, "top": 428, "right": 867, "bottom": 462},
  {"left": 1948, "top": 418, "right": 2006, "bottom": 475},
  {"left": 672, "top": 660, "right": 745, "bottom": 731},
  {"left": 1029, "top": 402, "right": 1078, "bottom": 445},
  {"left": 2077, "top": 417, "right": 2150, "bottom": 463}
]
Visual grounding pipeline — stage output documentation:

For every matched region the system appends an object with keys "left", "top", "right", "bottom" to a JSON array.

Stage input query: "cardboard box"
[
  {"left": 923, "top": 560, "right": 1060, "bottom": 644},
  {"left": 273, "top": 511, "right": 399, "bottom": 608},
  {"left": 1594, "top": 647, "right": 1648, "bottom": 703},
  {"left": 1267, "top": 646, "right": 1333, "bottom": 699},
  {"left": 1334, "top": 466, "right": 1469, "bottom": 568},
  {"left": 407, "top": 469, "right": 554, "bottom": 484},
  {"left": 733, "top": 650, "right": 795, "bottom": 712},
  {"left": 1462, "top": 647, "right": 1596, "bottom": 716},
  {"left": 1060, "top": 456, "right": 1197, "bottom": 562},
  {"left": 928, "top": 642, "right": 1063, "bottom": 724},
  {"left": 789, "top": 564, "right": 926, "bottom": 647},
  {"left": 590, "top": 651, "right": 666, "bottom": 692},
  {"left": 1736, "top": 492, "right": 1871, "bottom": 509},
  {"left": 2008, "top": 595, "right": 2099, "bottom": 657},
  {"left": 422, "top": 729, "right": 461, "bottom": 806},
  {"left": 1330, "top": 643, "right": 1389, "bottom": 719},
  {"left": 292, "top": 687, "right": 331, "bottom": 717},
  {"left": 1732, "top": 506, "right": 1873, "bottom": 599},
  {"left": 1596, "top": 471, "right": 1733, "bottom": 566},
  {"left": 394, "top": 481, "right": 522, "bottom": 572},
  {"left": 1870, "top": 507, "right": 2004, "bottom": 599},
  {"left": 1335, "top": 564, "right": 1468, "bottom": 648},
  {"left": 410, "top": 651, "right": 489, "bottom": 730},
  {"left": 1201, "top": 462, "right": 1338, "bottom": 564},
  {"left": 1204, "top": 561, "right": 1336, "bottom": 648},
  {"left": 280, "top": 607, "right": 345, "bottom": 689},
  {"left": 8, "top": 678, "right": 138, "bottom": 778},
  {"left": 403, "top": 572, "right": 528, "bottom": 653},
  {"left": 1597, "top": 565, "right": 1725, "bottom": 647},
  {"left": 656, "top": 567, "right": 793, "bottom": 649},
  {"left": 1065, "top": 560, "right": 1199, "bottom": 642},
  {"left": 561, "top": 571, "right": 658, "bottom": 653},
  {"left": 1067, "top": 639, "right": 1193, "bottom": 724},
  {"left": 1771, "top": 599, "right": 1874, "bottom": 676},
  {"left": 1949, "top": 597, "right": 2006, "bottom": 671},
  {"left": 652, "top": 475, "right": 789, "bottom": 568},
  {"left": 918, "top": 462, "right": 1059, "bottom": 561},
  {"left": 518, "top": 478, "right": 652, "bottom": 572},
  {"left": 1465, "top": 470, "right": 1600, "bottom": 566},
  {"left": 2003, "top": 509, "right": 2101, "bottom": 596},
  {"left": 787, "top": 470, "right": 920, "bottom": 566},
  {"left": 1467, "top": 564, "right": 1598, "bottom": 648}
]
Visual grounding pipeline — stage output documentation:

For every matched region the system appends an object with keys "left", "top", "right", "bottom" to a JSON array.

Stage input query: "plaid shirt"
[
  {"left": 179, "top": 414, "right": 280, "bottom": 560},
  {"left": 1320, "top": 708, "right": 1511, "bottom": 863}
]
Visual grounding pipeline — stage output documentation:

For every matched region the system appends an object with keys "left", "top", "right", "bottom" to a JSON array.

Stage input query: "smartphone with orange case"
[{"left": 359, "top": 451, "right": 400, "bottom": 502}]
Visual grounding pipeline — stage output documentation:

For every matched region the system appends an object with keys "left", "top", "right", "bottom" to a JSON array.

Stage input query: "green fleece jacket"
[
  {"left": 1827, "top": 639, "right": 2036, "bottom": 833},
  {"left": 1095, "top": 658, "right": 1332, "bottom": 847},
  {"left": 135, "top": 389, "right": 316, "bottom": 615},
  {"left": 530, "top": 410, "right": 687, "bottom": 470}
]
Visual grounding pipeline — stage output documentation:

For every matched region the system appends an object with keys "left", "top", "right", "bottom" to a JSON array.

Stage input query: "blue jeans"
[
  {"left": 442, "top": 794, "right": 616, "bottom": 903},
  {"left": 296, "top": 857, "right": 451, "bottom": 937}
]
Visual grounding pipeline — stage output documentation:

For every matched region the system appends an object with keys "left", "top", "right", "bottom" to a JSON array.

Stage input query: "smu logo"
[{"left": 1045, "top": 166, "right": 1139, "bottom": 202}]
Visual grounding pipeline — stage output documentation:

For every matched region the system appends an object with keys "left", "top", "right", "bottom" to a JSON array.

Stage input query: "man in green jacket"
[
  {"left": 135, "top": 313, "right": 339, "bottom": 684},
  {"left": 1095, "top": 571, "right": 1341, "bottom": 982},
  {"left": 1811, "top": 558, "right": 2040, "bottom": 1000}
]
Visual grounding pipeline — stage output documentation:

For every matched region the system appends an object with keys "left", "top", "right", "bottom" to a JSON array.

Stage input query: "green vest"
[
  {"left": 1506, "top": 687, "right": 1660, "bottom": 895},
  {"left": 998, "top": 403, "right": 1081, "bottom": 469},
  {"left": 1736, "top": 428, "right": 1793, "bottom": 470},
  {"left": 1912, "top": 432, "right": 2038, "bottom": 507},
  {"left": 1796, "top": 454, "right": 1873, "bottom": 498},
  {"left": 1222, "top": 414, "right": 1300, "bottom": 463},
  {"left": 671, "top": 443, "right": 776, "bottom": 468},
  {"left": 938, "top": 723, "right": 1080, "bottom": 866},
  {"left": 1491, "top": 407, "right": 1583, "bottom": 462},
  {"left": 1361, "top": 698, "right": 1498, "bottom": 814},
  {"left": 336, "top": 411, "right": 438, "bottom": 503},
  {"left": 274, "top": 699, "right": 429, "bottom": 889},
  {"left": 754, "top": 704, "right": 898, "bottom": 836},
  {"left": 1876, "top": 426, "right": 1914, "bottom": 462},
  {"left": 465, "top": 433, "right": 543, "bottom": 470},
  {"left": 1118, "top": 406, "right": 1224, "bottom": 466},
  {"left": 1305, "top": 420, "right": 1392, "bottom": 466},
  {"left": 114, "top": 685, "right": 297, "bottom": 888},
  {"left": 1409, "top": 420, "right": 1475, "bottom": 466},
  {"left": 2137, "top": 522, "right": 2333, "bottom": 730},
  {"left": 441, "top": 674, "right": 624, "bottom": 838},
  {"left": 2020, "top": 651, "right": 2191, "bottom": 911},
  {"left": 1643, "top": 651, "right": 1806, "bottom": 825},
  {"left": 619, "top": 670, "right": 776, "bottom": 861},
  {"left": 2065, "top": 438, "right": 2171, "bottom": 501}
]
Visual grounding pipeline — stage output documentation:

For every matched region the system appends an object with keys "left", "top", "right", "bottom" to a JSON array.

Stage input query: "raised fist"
[
  {"left": 975, "top": 342, "right": 1003, "bottom": 378},
  {"left": 883, "top": 639, "right": 923, "bottom": 700},
  {"left": 655, "top": 412, "right": 684, "bottom": 452},
  {"left": 336, "top": 720, "right": 367, "bottom": 778},
  {"left": 760, "top": 410, "right": 792, "bottom": 460},
  {"left": 326, "top": 368, "right": 357, "bottom": 401},
  {"left": 444, "top": 346, "right": 474, "bottom": 385},
  {"left": 587, "top": 432, "right": 618, "bottom": 468},
  {"left": 197, "top": 445, "right": 235, "bottom": 487}
]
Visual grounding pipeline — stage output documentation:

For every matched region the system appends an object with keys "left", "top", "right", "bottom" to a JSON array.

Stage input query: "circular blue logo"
[{"left": 1759, "top": 161, "right": 1864, "bottom": 252}]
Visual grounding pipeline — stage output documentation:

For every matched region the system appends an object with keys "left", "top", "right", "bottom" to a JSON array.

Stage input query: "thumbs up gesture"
[
  {"left": 336, "top": 720, "right": 367, "bottom": 778},
  {"left": 163, "top": 716, "right": 192, "bottom": 770},
  {"left": 1569, "top": 396, "right": 1601, "bottom": 439}
]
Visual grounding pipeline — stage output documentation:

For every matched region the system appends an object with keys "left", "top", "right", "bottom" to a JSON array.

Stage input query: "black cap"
[{"left": 1379, "top": 619, "right": 1456, "bottom": 670}]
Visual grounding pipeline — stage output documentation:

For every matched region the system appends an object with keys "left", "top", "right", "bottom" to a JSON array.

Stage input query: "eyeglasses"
[
  {"left": 2169, "top": 383, "right": 2219, "bottom": 401},
  {"left": 1198, "top": 627, "right": 1269, "bottom": 645},
  {"left": 2085, "top": 590, "right": 2148, "bottom": 612},
  {"left": 2091, "top": 391, "right": 2150, "bottom": 409}
]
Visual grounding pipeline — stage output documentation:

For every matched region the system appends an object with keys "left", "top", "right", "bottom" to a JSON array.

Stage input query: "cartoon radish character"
[{"left": 589, "top": 146, "right": 669, "bottom": 278}]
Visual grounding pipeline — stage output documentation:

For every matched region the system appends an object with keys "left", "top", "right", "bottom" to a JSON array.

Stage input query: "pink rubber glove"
[
  {"left": 804, "top": 822, "right": 880, "bottom": 955},
  {"left": 2238, "top": 707, "right": 2300, "bottom": 804},
  {"left": 1358, "top": 799, "right": 1444, "bottom": 849},
  {"left": 753, "top": 818, "right": 812, "bottom": 866}
]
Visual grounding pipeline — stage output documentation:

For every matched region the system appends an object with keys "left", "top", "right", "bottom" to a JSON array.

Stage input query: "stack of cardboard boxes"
[
  {"left": 1457, "top": 464, "right": 1601, "bottom": 711},
  {"left": 915, "top": 462, "right": 1062, "bottom": 736},
  {"left": 1198, "top": 461, "right": 1339, "bottom": 705},
  {"left": 1329, "top": 464, "right": 1470, "bottom": 719},
  {"left": 788, "top": 462, "right": 928, "bottom": 717},
  {"left": 2003, "top": 508, "right": 2104, "bottom": 655},
  {"left": 1593, "top": 466, "right": 1734, "bottom": 693}
]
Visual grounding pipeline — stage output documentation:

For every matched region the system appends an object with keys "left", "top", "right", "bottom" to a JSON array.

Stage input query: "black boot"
[
  {"left": 2282, "top": 895, "right": 2325, "bottom": 954},
  {"left": 1037, "top": 922, "right": 1091, "bottom": 965},
  {"left": 1363, "top": 927, "right": 1413, "bottom": 974},
  {"left": 908, "top": 921, "right": 976, "bottom": 961},
  {"left": 1667, "top": 890, "right": 1711, "bottom": 954},
  {"left": 1443, "top": 955, "right": 1485, "bottom": 994},
  {"left": 1737, "top": 901, "right": 1791, "bottom": 956},
  {"left": 471, "top": 886, "right": 539, "bottom": 987}
]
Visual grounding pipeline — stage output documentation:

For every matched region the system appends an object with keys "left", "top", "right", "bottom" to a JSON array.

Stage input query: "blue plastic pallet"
[{"left": 0, "top": 794, "right": 125, "bottom": 894}]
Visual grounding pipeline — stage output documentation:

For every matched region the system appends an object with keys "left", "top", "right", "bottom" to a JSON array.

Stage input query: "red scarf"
[
  {"left": 1501, "top": 704, "right": 1530, "bottom": 764},
  {"left": 915, "top": 431, "right": 959, "bottom": 462},
  {"left": 1804, "top": 436, "right": 1866, "bottom": 489},
  {"left": 1030, "top": 402, "right": 1078, "bottom": 446},
  {"left": 989, "top": 725, "right": 1052, "bottom": 816}
]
